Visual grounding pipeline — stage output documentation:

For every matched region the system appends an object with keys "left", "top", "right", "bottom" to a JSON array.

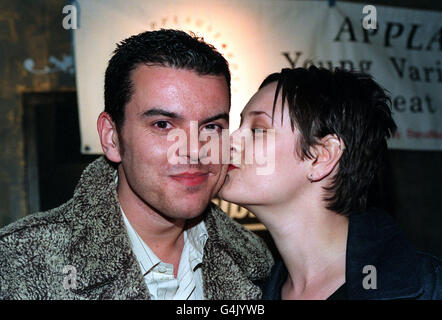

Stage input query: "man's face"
[{"left": 116, "top": 65, "right": 230, "bottom": 220}]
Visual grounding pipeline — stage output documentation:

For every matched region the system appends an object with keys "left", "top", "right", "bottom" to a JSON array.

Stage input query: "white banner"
[{"left": 74, "top": 0, "right": 442, "bottom": 153}]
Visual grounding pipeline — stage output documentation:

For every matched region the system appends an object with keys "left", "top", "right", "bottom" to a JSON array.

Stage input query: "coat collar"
[
  {"left": 202, "top": 203, "right": 272, "bottom": 299},
  {"left": 65, "top": 156, "right": 270, "bottom": 299},
  {"left": 66, "top": 156, "right": 149, "bottom": 298},
  {"left": 346, "top": 208, "right": 423, "bottom": 299}
]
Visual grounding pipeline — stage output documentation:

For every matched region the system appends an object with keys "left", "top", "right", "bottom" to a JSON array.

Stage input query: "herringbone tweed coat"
[{"left": 0, "top": 157, "right": 273, "bottom": 300}]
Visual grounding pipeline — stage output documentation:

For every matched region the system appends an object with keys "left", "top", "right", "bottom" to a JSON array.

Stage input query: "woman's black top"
[
  {"left": 259, "top": 259, "right": 348, "bottom": 300},
  {"left": 260, "top": 208, "right": 441, "bottom": 300}
]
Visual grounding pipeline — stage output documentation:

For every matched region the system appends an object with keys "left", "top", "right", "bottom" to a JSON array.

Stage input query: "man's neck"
[{"left": 116, "top": 174, "right": 186, "bottom": 274}]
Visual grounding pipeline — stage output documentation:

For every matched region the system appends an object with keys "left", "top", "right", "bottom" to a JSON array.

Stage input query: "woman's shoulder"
[
  {"left": 347, "top": 208, "right": 441, "bottom": 300},
  {"left": 415, "top": 251, "right": 442, "bottom": 299}
]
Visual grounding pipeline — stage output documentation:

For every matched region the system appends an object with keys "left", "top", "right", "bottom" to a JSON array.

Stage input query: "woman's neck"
[{"left": 248, "top": 198, "right": 349, "bottom": 299}]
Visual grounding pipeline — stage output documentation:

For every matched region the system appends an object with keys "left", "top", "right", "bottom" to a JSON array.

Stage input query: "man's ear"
[
  {"left": 307, "top": 134, "right": 344, "bottom": 182},
  {"left": 97, "top": 112, "right": 122, "bottom": 163}
]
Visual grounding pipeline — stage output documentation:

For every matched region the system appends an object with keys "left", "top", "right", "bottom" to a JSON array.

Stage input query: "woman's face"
[{"left": 219, "top": 82, "right": 311, "bottom": 208}]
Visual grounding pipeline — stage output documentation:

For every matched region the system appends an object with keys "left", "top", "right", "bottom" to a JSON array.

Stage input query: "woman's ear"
[
  {"left": 307, "top": 134, "right": 344, "bottom": 182},
  {"left": 97, "top": 112, "right": 122, "bottom": 163}
]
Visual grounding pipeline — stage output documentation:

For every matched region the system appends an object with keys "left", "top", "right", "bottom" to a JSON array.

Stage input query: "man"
[{"left": 0, "top": 29, "right": 273, "bottom": 299}]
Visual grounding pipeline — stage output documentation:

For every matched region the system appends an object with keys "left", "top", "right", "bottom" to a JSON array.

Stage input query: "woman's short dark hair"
[
  {"left": 259, "top": 66, "right": 397, "bottom": 216},
  {"left": 104, "top": 29, "right": 231, "bottom": 131}
]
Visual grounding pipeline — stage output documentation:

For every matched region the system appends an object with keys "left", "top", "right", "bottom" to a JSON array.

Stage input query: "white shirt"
[{"left": 120, "top": 207, "right": 208, "bottom": 300}]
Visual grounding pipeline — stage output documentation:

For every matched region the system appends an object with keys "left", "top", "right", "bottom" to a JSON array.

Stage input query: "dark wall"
[
  {"left": 0, "top": 1, "right": 440, "bottom": 257},
  {"left": 0, "top": 0, "right": 75, "bottom": 226},
  {"left": 385, "top": 151, "right": 442, "bottom": 256}
]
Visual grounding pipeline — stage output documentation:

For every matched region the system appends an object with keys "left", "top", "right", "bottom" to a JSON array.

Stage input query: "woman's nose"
[
  {"left": 230, "top": 128, "right": 245, "bottom": 165},
  {"left": 230, "top": 129, "right": 241, "bottom": 152}
]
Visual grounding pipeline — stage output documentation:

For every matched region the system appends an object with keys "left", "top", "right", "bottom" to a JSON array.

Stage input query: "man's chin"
[
  {"left": 162, "top": 184, "right": 216, "bottom": 219},
  {"left": 168, "top": 200, "right": 210, "bottom": 220}
]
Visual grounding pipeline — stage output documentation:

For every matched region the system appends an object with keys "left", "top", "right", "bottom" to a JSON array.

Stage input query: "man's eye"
[
  {"left": 153, "top": 120, "right": 172, "bottom": 130},
  {"left": 202, "top": 124, "right": 223, "bottom": 132}
]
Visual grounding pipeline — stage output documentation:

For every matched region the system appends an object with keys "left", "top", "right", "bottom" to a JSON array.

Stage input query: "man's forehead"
[
  {"left": 128, "top": 66, "right": 229, "bottom": 119},
  {"left": 131, "top": 64, "right": 227, "bottom": 87}
]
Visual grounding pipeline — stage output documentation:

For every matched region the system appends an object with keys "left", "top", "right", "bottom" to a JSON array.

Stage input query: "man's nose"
[{"left": 186, "top": 120, "right": 203, "bottom": 164}]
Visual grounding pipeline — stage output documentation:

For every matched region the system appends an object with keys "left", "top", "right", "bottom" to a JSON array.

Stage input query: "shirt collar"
[
  {"left": 185, "top": 221, "right": 208, "bottom": 271},
  {"left": 120, "top": 207, "right": 161, "bottom": 275}
]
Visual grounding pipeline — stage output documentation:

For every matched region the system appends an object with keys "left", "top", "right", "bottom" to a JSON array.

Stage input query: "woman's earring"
[{"left": 308, "top": 174, "right": 313, "bottom": 183}]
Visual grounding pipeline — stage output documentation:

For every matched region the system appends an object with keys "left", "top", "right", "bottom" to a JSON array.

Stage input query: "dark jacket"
[
  {"left": 0, "top": 157, "right": 274, "bottom": 300},
  {"left": 261, "top": 209, "right": 441, "bottom": 300}
]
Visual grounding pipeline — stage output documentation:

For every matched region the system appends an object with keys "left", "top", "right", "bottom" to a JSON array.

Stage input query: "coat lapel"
[
  {"left": 202, "top": 203, "right": 273, "bottom": 299},
  {"left": 65, "top": 157, "right": 149, "bottom": 299},
  {"left": 202, "top": 240, "right": 263, "bottom": 299}
]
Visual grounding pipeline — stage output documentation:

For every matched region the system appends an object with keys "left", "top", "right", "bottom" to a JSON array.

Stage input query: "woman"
[{"left": 219, "top": 66, "right": 441, "bottom": 300}]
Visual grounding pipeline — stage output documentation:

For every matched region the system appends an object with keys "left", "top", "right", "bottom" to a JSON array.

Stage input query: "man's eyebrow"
[
  {"left": 140, "top": 108, "right": 228, "bottom": 124},
  {"left": 200, "top": 112, "right": 229, "bottom": 125},
  {"left": 140, "top": 108, "right": 183, "bottom": 119}
]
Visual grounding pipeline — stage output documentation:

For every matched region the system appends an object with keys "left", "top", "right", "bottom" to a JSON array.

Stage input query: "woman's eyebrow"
[{"left": 241, "top": 110, "right": 272, "bottom": 120}]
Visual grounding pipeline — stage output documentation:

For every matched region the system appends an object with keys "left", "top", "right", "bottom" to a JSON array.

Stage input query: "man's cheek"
[
  {"left": 212, "top": 164, "right": 228, "bottom": 196},
  {"left": 142, "top": 139, "right": 170, "bottom": 162}
]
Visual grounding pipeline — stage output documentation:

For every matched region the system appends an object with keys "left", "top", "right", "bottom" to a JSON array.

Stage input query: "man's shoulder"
[
  {"left": 0, "top": 199, "right": 72, "bottom": 243},
  {"left": 0, "top": 200, "right": 73, "bottom": 268},
  {"left": 0, "top": 200, "right": 74, "bottom": 299}
]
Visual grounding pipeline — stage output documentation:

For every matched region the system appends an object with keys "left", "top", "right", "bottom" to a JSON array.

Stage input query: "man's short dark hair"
[
  {"left": 104, "top": 29, "right": 231, "bottom": 131},
  {"left": 259, "top": 66, "right": 397, "bottom": 216}
]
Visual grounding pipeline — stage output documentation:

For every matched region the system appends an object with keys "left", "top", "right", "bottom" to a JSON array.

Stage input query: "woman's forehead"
[
  {"left": 242, "top": 82, "right": 291, "bottom": 125},
  {"left": 243, "top": 83, "right": 277, "bottom": 114}
]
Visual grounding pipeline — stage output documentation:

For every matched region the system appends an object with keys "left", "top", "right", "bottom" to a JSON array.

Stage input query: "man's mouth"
[
  {"left": 170, "top": 172, "right": 209, "bottom": 186},
  {"left": 228, "top": 164, "right": 239, "bottom": 172}
]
